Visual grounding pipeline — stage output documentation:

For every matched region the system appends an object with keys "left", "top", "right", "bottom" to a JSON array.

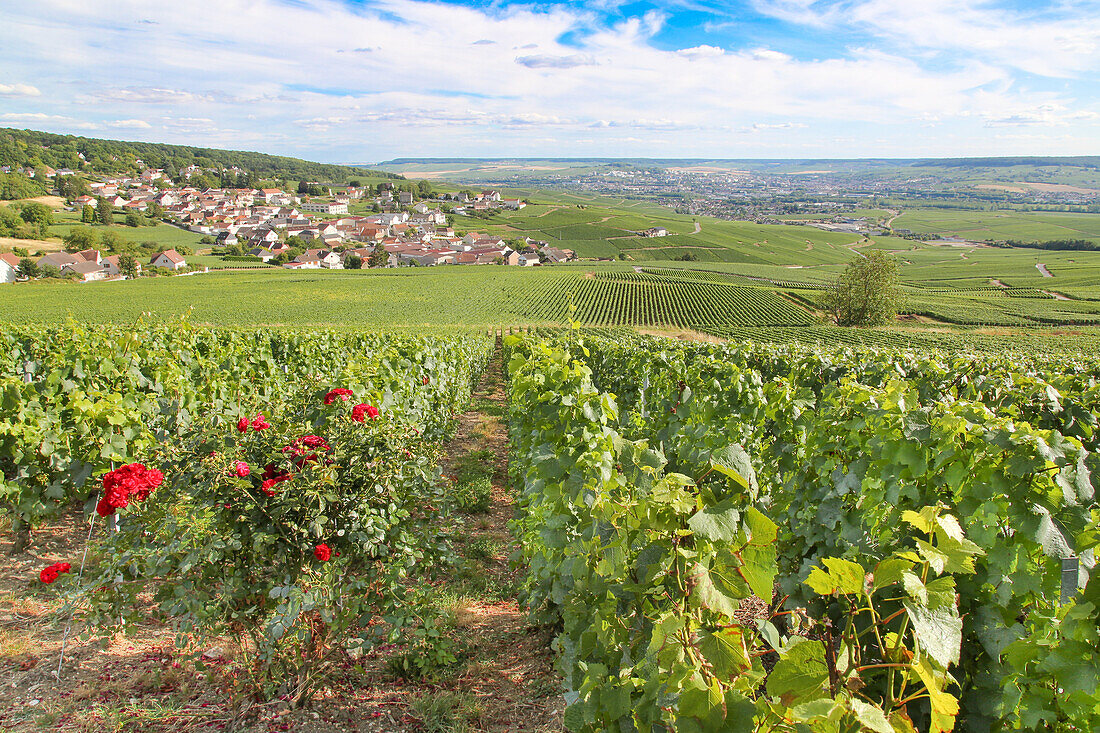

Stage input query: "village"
[{"left": 55, "top": 166, "right": 575, "bottom": 274}]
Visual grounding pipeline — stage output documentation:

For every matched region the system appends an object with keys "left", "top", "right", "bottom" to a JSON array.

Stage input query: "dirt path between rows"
[{"left": 1036, "top": 263, "right": 1054, "bottom": 277}]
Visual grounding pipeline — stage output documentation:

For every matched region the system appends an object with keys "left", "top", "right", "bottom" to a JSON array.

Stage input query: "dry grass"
[
  {"left": 0, "top": 236, "right": 63, "bottom": 253},
  {"left": 637, "top": 326, "right": 726, "bottom": 344}
]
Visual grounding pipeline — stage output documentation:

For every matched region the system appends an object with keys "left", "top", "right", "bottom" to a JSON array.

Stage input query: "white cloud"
[
  {"left": 0, "top": 83, "right": 41, "bottom": 96},
  {"left": 676, "top": 45, "right": 725, "bottom": 58},
  {"left": 1, "top": 112, "right": 67, "bottom": 122},
  {"left": 0, "top": 0, "right": 1096, "bottom": 157},
  {"left": 515, "top": 54, "right": 597, "bottom": 69},
  {"left": 106, "top": 119, "right": 152, "bottom": 129}
]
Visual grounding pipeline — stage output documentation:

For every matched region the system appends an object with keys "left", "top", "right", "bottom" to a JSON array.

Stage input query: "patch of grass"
[
  {"left": 409, "top": 690, "right": 485, "bottom": 733},
  {"left": 465, "top": 537, "right": 500, "bottom": 561},
  {"left": 451, "top": 476, "right": 492, "bottom": 514},
  {"left": 472, "top": 395, "right": 504, "bottom": 417}
]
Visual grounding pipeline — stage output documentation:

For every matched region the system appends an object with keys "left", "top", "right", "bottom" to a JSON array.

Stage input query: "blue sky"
[{"left": 1, "top": 0, "right": 1098, "bottom": 162}]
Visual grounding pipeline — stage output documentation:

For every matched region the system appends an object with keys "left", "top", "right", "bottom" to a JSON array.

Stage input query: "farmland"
[{"left": 891, "top": 208, "right": 1100, "bottom": 244}]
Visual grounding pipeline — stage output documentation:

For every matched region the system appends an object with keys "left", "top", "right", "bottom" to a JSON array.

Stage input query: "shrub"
[{"left": 83, "top": 392, "right": 452, "bottom": 706}]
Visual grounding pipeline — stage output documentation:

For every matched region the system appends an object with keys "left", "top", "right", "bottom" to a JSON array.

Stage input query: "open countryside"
[{"left": 4, "top": 0, "right": 1100, "bottom": 731}]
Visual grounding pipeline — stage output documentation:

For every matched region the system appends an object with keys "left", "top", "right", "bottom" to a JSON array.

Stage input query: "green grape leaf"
[
  {"left": 872, "top": 557, "right": 914, "bottom": 591},
  {"left": 849, "top": 698, "right": 894, "bottom": 733},
  {"left": 688, "top": 501, "right": 741, "bottom": 542},
  {"left": 766, "top": 637, "right": 829, "bottom": 705},
  {"left": 904, "top": 600, "right": 963, "bottom": 667},
  {"left": 699, "top": 627, "right": 751, "bottom": 677}
]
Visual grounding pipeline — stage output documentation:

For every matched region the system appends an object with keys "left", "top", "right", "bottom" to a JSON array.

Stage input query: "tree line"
[{"left": 0, "top": 127, "right": 403, "bottom": 187}]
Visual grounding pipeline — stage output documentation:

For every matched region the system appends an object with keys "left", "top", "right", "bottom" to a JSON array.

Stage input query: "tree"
[
  {"left": 57, "top": 174, "right": 89, "bottom": 200},
  {"left": 19, "top": 201, "right": 53, "bottom": 229},
  {"left": 825, "top": 251, "right": 901, "bottom": 327},
  {"left": 118, "top": 253, "right": 139, "bottom": 279},
  {"left": 125, "top": 212, "right": 142, "bottom": 227},
  {"left": 63, "top": 225, "right": 98, "bottom": 252},
  {"left": 82, "top": 204, "right": 96, "bottom": 223},
  {"left": 368, "top": 243, "right": 388, "bottom": 268},
  {"left": 16, "top": 258, "right": 40, "bottom": 279},
  {"left": 344, "top": 254, "right": 362, "bottom": 270},
  {"left": 96, "top": 196, "right": 113, "bottom": 225},
  {"left": 99, "top": 230, "right": 127, "bottom": 252}
]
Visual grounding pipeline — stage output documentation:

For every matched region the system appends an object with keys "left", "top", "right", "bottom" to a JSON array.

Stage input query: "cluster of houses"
[
  {"left": 264, "top": 232, "right": 574, "bottom": 269},
  {"left": 447, "top": 190, "right": 528, "bottom": 215},
  {"left": 0, "top": 248, "right": 189, "bottom": 283},
  {"left": 65, "top": 174, "right": 572, "bottom": 269}
]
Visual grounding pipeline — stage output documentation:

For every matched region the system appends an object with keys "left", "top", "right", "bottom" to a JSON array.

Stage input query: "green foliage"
[
  {"left": 0, "top": 127, "right": 402, "bottom": 183},
  {"left": 0, "top": 171, "right": 46, "bottom": 200},
  {"left": 826, "top": 250, "right": 901, "bottom": 326},
  {"left": 566, "top": 331, "right": 1100, "bottom": 731},
  {"left": 505, "top": 333, "right": 999, "bottom": 731},
  {"left": 449, "top": 475, "right": 492, "bottom": 513},
  {"left": 368, "top": 244, "right": 388, "bottom": 269},
  {"left": 63, "top": 225, "right": 98, "bottom": 252}
]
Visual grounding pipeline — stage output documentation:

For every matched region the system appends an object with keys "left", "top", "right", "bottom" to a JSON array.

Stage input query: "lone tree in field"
[{"left": 825, "top": 250, "right": 901, "bottom": 326}]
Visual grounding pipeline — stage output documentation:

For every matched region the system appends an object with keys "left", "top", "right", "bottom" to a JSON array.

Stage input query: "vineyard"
[
  {"left": 3, "top": 317, "right": 1100, "bottom": 731},
  {"left": 506, "top": 329, "right": 1100, "bottom": 732}
]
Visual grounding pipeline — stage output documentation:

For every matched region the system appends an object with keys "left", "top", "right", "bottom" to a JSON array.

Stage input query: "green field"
[
  {"left": 46, "top": 209, "right": 206, "bottom": 250},
  {"left": 892, "top": 208, "right": 1100, "bottom": 244}
]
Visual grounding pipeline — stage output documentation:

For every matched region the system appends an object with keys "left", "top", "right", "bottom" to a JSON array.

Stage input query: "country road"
[
  {"left": 1036, "top": 263, "right": 1054, "bottom": 277},
  {"left": 692, "top": 221, "right": 701, "bottom": 234}
]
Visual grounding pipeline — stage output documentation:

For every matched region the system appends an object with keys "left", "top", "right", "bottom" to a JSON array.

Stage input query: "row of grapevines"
[
  {"left": 0, "top": 318, "right": 492, "bottom": 550},
  {"left": 574, "top": 333, "right": 1099, "bottom": 730},
  {"left": 506, "top": 332, "right": 1000, "bottom": 732}
]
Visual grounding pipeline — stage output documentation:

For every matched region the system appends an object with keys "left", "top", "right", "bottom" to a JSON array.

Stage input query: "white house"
[
  {"left": 301, "top": 201, "right": 349, "bottom": 215},
  {"left": 151, "top": 249, "right": 187, "bottom": 270},
  {"left": 0, "top": 253, "right": 20, "bottom": 283},
  {"left": 62, "top": 260, "right": 107, "bottom": 282}
]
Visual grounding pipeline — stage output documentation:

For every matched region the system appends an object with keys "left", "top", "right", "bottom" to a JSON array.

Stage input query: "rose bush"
[{"left": 83, "top": 388, "right": 455, "bottom": 706}]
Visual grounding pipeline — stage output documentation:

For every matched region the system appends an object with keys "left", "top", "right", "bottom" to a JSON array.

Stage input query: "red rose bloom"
[
  {"left": 314, "top": 544, "right": 332, "bottom": 562},
  {"left": 237, "top": 416, "right": 249, "bottom": 433},
  {"left": 352, "top": 404, "right": 380, "bottom": 422},
  {"left": 98, "top": 463, "right": 164, "bottom": 515},
  {"left": 39, "top": 562, "right": 71, "bottom": 584},
  {"left": 96, "top": 497, "right": 114, "bottom": 518},
  {"left": 251, "top": 413, "right": 271, "bottom": 430},
  {"left": 234, "top": 461, "right": 250, "bottom": 478},
  {"left": 323, "top": 388, "right": 353, "bottom": 405}
]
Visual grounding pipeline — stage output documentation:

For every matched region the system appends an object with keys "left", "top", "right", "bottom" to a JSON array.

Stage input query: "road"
[{"left": 1036, "top": 263, "right": 1054, "bottom": 278}]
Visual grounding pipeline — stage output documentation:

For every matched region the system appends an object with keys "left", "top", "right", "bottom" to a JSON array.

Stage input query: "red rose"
[
  {"left": 352, "top": 404, "right": 380, "bottom": 421},
  {"left": 314, "top": 544, "right": 332, "bottom": 562},
  {"left": 99, "top": 463, "right": 165, "bottom": 514},
  {"left": 96, "top": 497, "right": 114, "bottom": 517},
  {"left": 261, "top": 479, "right": 277, "bottom": 496},
  {"left": 323, "top": 388, "right": 353, "bottom": 405},
  {"left": 40, "top": 566, "right": 60, "bottom": 584},
  {"left": 237, "top": 416, "right": 249, "bottom": 433},
  {"left": 251, "top": 413, "right": 271, "bottom": 430},
  {"left": 234, "top": 461, "right": 250, "bottom": 478}
]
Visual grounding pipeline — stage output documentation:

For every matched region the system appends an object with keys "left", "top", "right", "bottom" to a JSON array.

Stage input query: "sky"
[{"left": 1, "top": 0, "right": 1099, "bottom": 163}]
